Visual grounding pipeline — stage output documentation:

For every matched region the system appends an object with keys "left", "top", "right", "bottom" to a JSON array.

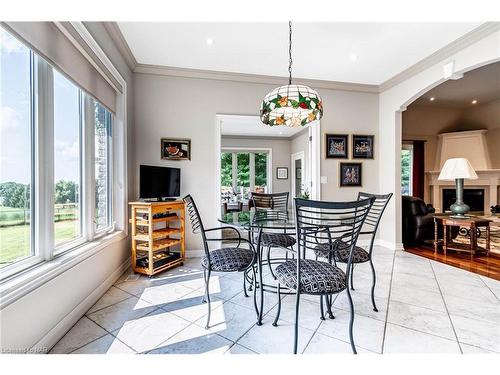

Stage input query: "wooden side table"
[{"left": 433, "top": 215, "right": 491, "bottom": 259}]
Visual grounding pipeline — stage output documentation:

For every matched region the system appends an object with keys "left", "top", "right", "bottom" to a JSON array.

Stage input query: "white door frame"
[
  {"left": 291, "top": 151, "right": 305, "bottom": 199},
  {"left": 309, "top": 121, "right": 321, "bottom": 200},
  {"left": 214, "top": 114, "right": 321, "bottom": 219}
]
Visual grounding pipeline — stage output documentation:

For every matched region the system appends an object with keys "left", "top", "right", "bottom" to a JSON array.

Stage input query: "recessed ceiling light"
[
  {"left": 429, "top": 97, "right": 435, "bottom": 101},
  {"left": 206, "top": 37, "right": 214, "bottom": 45},
  {"left": 279, "top": 131, "right": 283, "bottom": 135},
  {"left": 349, "top": 53, "right": 358, "bottom": 62},
  {"left": 472, "top": 99, "right": 478, "bottom": 104}
]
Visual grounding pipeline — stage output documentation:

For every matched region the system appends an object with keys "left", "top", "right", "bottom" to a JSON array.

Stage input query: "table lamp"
[{"left": 438, "top": 158, "right": 478, "bottom": 218}]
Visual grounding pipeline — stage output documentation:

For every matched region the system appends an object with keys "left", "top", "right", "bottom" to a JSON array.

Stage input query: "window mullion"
[
  {"left": 249, "top": 153, "right": 255, "bottom": 192},
  {"left": 107, "top": 111, "right": 113, "bottom": 229},
  {"left": 35, "top": 58, "right": 54, "bottom": 261},
  {"left": 84, "top": 96, "right": 95, "bottom": 241},
  {"left": 231, "top": 153, "right": 237, "bottom": 193}
]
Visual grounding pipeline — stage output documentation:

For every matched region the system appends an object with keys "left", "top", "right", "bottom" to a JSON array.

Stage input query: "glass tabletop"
[{"left": 219, "top": 208, "right": 295, "bottom": 230}]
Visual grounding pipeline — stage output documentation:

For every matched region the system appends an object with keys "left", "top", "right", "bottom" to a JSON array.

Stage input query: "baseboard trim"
[
  {"left": 377, "top": 239, "right": 404, "bottom": 251},
  {"left": 186, "top": 250, "right": 204, "bottom": 258},
  {"left": 33, "top": 258, "right": 131, "bottom": 353}
]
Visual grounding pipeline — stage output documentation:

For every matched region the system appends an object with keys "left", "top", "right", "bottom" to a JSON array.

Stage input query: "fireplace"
[
  {"left": 442, "top": 188, "right": 485, "bottom": 213},
  {"left": 426, "top": 130, "right": 500, "bottom": 214}
]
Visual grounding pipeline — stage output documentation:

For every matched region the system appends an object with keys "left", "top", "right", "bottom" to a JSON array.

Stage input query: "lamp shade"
[
  {"left": 438, "top": 158, "right": 478, "bottom": 181},
  {"left": 260, "top": 84, "right": 323, "bottom": 127}
]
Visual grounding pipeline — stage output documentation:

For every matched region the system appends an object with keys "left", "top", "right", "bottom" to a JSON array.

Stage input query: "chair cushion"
[
  {"left": 201, "top": 248, "right": 254, "bottom": 272},
  {"left": 253, "top": 232, "right": 296, "bottom": 248},
  {"left": 275, "top": 259, "right": 346, "bottom": 294},
  {"left": 314, "top": 242, "right": 370, "bottom": 263}
]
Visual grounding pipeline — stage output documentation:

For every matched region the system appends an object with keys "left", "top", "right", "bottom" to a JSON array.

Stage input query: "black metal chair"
[
  {"left": 183, "top": 195, "right": 258, "bottom": 329},
  {"left": 272, "top": 197, "right": 375, "bottom": 354},
  {"left": 250, "top": 192, "right": 296, "bottom": 279},
  {"left": 314, "top": 192, "right": 392, "bottom": 312}
]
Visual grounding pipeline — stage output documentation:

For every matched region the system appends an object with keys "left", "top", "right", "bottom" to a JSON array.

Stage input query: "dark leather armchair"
[{"left": 402, "top": 196, "right": 437, "bottom": 246}]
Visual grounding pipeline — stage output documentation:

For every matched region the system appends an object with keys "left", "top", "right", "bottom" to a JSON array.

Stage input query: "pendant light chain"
[
  {"left": 260, "top": 20, "right": 323, "bottom": 127},
  {"left": 288, "top": 20, "right": 293, "bottom": 85}
]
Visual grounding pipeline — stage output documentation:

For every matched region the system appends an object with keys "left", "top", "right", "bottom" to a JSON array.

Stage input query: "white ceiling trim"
[
  {"left": 100, "top": 22, "right": 500, "bottom": 94},
  {"left": 101, "top": 21, "right": 137, "bottom": 71},
  {"left": 379, "top": 22, "right": 500, "bottom": 92},
  {"left": 133, "top": 63, "right": 379, "bottom": 93}
]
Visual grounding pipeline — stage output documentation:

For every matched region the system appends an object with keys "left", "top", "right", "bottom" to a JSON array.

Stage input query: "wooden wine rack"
[{"left": 129, "top": 201, "right": 185, "bottom": 276}]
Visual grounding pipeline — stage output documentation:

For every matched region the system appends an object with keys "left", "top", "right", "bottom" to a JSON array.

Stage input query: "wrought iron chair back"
[
  {"left": 357, "top": 192, "right": 393, "bottom": 255},
  {"left": 294, "top": 197, "right": 375, "bottom": 270},
  {"left": 251, "top": 191, "right": 289, "bottom": 210},
  {"left": 183, "top": 194, "right": 210, "bottom": 258}
]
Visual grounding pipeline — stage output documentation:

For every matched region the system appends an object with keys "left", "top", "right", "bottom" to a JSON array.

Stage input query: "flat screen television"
[{"left": 139, "top": 165, "right": 181, "bottom": 201}]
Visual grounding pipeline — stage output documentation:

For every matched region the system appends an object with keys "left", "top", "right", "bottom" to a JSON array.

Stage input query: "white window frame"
[
  {"left": 91, "top": 98, "right": 114, "bottom": 238},
  {"left": 402, "top": 143, "right": 414, "bottom": 196},
  {"left": 221, "top": 147, "right": 273, "bottom": 196},
  {"left": 0, "top": 23, "right": 127, "bottom": 293}
]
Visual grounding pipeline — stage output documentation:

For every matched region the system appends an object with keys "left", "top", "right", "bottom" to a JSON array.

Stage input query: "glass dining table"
[{"left": 219, "top": 208, "right": 297, "bottom": 325}]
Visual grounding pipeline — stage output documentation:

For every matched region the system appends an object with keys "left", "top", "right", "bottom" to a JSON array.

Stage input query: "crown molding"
[
  {"left": 101, "top": 21, "right": 499, "bottom": 95},
  {"left": 379, "top": 22, "right": 500, "bottom": 92},
  {"left": 133, "top": 63, "right": 380, "bottom": 93},
  {"left": 101, "top": 21, "right": 137, "bottom": 71}
]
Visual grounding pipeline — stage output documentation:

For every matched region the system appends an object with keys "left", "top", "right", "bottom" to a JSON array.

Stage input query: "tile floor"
[{"left": 50, "top": 247, "right": 500, "bottom": 354}]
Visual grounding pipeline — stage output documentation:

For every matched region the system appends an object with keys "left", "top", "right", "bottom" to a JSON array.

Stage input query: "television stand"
[
  {"left": 159, "top": 197, "right": 177, "bottom": 202},
  {"left": 129, "top": 200, "right": 185, "bottom": 277}
]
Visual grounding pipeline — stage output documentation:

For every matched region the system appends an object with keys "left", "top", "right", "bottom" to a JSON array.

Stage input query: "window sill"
[{"left": 0, "top": 230, "right": 127, "bottom": 309}]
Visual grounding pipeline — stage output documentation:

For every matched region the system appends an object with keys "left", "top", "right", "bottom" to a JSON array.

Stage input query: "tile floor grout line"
[
  {"left": 86, "top": 294, "right": 135, "bottom": 316},
  {"left": 49, "top": 316, "right": 108, "bottom": 354},
  {"left": 385, "top": 321, "right": 466, "bottom": 343},
  {"left": 301, "top": 317, "right": 324, "bottom": 354},
  {"left": 227, "top": 341, "right": 259, "bottom": 354},
  {"left": 69, "top": 316, "right": 138, "bottom": 354},
  {"left": 429, "top": 259, "right": 463, "bottom": 354},
  {"left": 477, "top": 275, "right": 500, "bottom": 302},
  {"left": 457, "top": 341, "right": 499, "bottom": 354},
  {"left": 380, "top": 248, "right": 397, "bottom": 354}
]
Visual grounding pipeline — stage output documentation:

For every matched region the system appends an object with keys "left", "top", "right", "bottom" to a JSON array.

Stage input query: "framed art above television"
[{"left": 161, "top": 138, "right": 191, "bottom": 160}]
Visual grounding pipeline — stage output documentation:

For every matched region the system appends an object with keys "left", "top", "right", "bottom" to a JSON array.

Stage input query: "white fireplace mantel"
[{"left": 427, "top": 170, "right": 500, "bottom": 213}]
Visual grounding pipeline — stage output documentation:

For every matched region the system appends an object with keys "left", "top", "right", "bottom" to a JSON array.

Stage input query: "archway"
[{"left": 378, "top": 28, "right": 500, "bottom": 250}]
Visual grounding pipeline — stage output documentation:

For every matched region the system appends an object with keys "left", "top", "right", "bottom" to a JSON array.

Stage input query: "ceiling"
[
  {"left": 412, "top": 61, "right": 500, "bottom": 108},
  {"left": 220, "top": 115, "right": 306, "bottom": 138},
  {"left": 117, "top": 22, "right": 481, "bottom": 85}
]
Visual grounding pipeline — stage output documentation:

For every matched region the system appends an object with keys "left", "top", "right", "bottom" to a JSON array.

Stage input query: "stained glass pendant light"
[{"left": 260, "top": 21, "right": 323, "bottom": 127}]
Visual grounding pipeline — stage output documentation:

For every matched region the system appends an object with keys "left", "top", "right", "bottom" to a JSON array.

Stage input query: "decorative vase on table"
[{"left": 437, "top": 158, "right": 478, "bottom": 219}]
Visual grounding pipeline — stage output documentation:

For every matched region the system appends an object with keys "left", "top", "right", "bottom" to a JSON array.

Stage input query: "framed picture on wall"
[
  {"left": 352, "top": 135, "right": 374, "bottom": 159},
  {"left": 339, "top": 162, "right": 362, "bottom": 187},
  {"left": 325, "top": 134, "right": 348, "bottom": 158},
  {"left": 161, "top": 138, "right": 191, "bottom": 160},
  {"left": 276, "top": 167, "right": 288, "bottom": 180}
]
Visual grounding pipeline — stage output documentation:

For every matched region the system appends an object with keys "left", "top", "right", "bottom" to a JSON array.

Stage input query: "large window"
[
  {"left": 0, "top": 27, "right": 114, "bottom": 273},
  {"left": 94, "top": 101, "right": 112, "bottom": 231},
  {"left": 220, "top": 150, "right": 269, "bottom": 200},
  {"left": 53, "top": 71, "right": 82, "bottom": 247},
  {"left": 401, "top": 144, "right": 413, "bottom": 196},
  {"left": 0, "top": 29, "right": 33, "bottom": 268}
]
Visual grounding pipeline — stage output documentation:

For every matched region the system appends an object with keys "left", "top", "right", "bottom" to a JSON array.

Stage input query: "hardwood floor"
[{"left": 405, "top": 245, "right": 500, "bottom": 281}]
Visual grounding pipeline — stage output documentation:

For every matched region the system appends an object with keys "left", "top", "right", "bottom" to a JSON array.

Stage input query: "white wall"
[
  {"left": 0, "top": 22, "right": 134, "bottom": 352},
  {"left": 221, "top": 136, "right": 291, "bottom": 194},
  {"left": 379, "top": 30, "right": 500, "bottom": 248},
  {"left": 134, "top": 73, "right": 380, "bottom": 250}
]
